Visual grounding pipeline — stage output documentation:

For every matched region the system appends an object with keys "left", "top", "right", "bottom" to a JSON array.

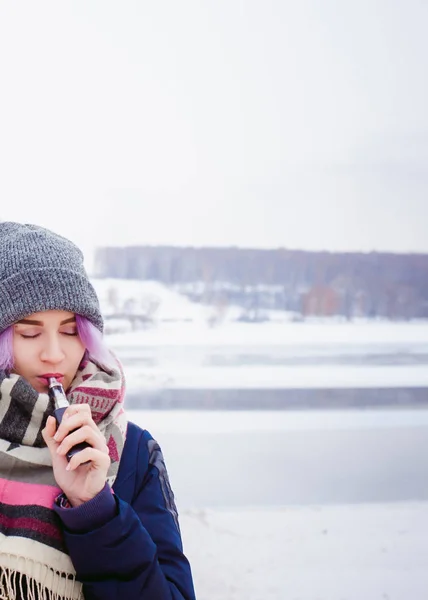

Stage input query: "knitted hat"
[{"left": 0, "top": 222, "right": 103, "bottom": 333}]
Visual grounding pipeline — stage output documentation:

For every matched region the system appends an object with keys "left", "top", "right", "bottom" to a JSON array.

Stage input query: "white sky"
[{"left": 0, "top": 0, "right": 427, "bottom": 266}]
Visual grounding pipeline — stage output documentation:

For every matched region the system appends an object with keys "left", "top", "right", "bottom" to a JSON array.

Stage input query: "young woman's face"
[{"left": 12, "top": 310, "right": 86, "bottom": 393}]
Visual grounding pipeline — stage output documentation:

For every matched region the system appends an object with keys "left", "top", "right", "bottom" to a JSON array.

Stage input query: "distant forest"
[{"left": 94, "top": 246, "right": 428, "bottom": 320}]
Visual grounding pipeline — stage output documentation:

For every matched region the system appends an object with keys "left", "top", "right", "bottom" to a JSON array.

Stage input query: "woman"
[{"left": 0, "top": 222, "right": 196, "bottom": 600}]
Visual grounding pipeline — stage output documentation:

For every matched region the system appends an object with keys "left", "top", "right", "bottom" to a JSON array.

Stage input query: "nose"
[{"left": 40, "top": 335, "right": 66, "bottom": 364}]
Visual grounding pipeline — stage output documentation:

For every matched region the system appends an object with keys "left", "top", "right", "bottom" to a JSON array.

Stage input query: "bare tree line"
[{"left": 94, "top": 246, "right": 428, "bottom": 320}]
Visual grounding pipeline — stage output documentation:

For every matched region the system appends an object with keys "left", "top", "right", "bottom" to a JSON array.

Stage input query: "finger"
[
  {"left": 64, "top": 403, "right": 92, "bottom": 419},
  {"left": 42, "top": 416, "right": 60, "bottom": 450},
  {"left": 66, "top": 447, "right": 111, "bottom": 472},
  {"left": 57, "top": 426, "right": 108, "bottom": 457},
  {"left": 54, "top": 407, "right": 99, "bottom": 443}
]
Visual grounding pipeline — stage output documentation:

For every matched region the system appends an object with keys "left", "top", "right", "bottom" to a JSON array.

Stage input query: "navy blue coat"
[{"left": 55, "top": 421, "right": 196, "bottom": 599}]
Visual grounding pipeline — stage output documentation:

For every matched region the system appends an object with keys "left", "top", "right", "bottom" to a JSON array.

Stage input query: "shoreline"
[{"left": 124, "top": 386, "right": 428, "bottom": 410}]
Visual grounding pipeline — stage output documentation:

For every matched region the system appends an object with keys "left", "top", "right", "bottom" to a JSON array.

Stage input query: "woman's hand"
[{"left": 42, "top": 404, "right": 111, "bottom": 507}]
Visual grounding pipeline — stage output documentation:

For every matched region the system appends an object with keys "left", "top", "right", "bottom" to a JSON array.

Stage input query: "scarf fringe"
[{"left": 0, "top": 557, "right": 83, "bottom": 600}]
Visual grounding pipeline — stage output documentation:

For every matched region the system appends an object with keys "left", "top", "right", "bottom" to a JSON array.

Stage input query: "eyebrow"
[{"left": 16, "top": 317, "right": 76, "bottom": 326}]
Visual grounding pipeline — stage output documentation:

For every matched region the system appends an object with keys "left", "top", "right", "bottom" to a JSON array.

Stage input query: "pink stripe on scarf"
[
  {"left": 74, "top": 387, "right": 121, "bottom": 399},
  {"left": 0, "top": 478, "right": 60, "bottom": 509}
]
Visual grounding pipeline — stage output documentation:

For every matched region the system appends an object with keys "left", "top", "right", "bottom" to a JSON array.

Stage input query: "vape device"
[{"left": 48, "top": 377, "right": 90, "bottom": 461}]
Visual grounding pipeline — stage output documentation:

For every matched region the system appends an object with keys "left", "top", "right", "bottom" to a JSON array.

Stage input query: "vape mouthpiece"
[{"left": 48, "top": 377, "right": 69, "bottom": 410}]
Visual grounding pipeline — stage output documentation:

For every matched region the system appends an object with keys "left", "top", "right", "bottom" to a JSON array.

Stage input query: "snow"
[
  {"left": 91, "top": 278, "right": 207, "bottom": 322},
  {"left": 92, "top": 278, "right": 428, "bottom": 349},
  {"left": 106, "top": 318, "right": 428, "bottom": 349},
  {"left": 124, "top": 363, "right": 428, "bottom": 390},
  {"left": 94, "top": 274, "right": 428, "bottom": 600},
  {"left": 181, "top": 502, "right": 428, "bottom": 600},
  {"left": 126, "top": 408, "right": 428, "bottom": 434},
  {"left": 93, "top": 279, "right": 428, "bottom": 391},
  {"left": 98, "top": 292, "right": 428, "bottom": 390},
  {"left": 127, "top": 408, "right": 428, "bottom": 599},
  {"left": 107, "top": 319, "right": 428, "bottom": 391}
]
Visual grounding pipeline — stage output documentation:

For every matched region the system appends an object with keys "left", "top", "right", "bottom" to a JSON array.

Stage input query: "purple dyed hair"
[
  {"left": 0, "top": 326, "right": 13, "bottom": 371},
  {"left": 0, "top": 315, "right": 114, "bottom": 372}
]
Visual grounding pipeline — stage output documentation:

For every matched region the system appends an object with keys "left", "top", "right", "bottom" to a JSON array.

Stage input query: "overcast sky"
[{"left": 0, "top": 0, "right": 427, "bottom": 266}]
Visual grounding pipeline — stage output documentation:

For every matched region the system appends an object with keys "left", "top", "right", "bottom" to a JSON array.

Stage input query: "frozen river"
[{"left": 129, "top": 408, "right": 428, "bottom": 509}]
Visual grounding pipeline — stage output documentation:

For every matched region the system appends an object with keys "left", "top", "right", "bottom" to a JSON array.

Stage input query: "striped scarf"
[{"left": 0, "top": 356, "right": 127, "bottom": 600}]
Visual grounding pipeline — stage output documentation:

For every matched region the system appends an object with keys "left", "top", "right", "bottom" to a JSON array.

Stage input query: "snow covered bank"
[
  {"left": 105, "top": 320, "right": 428, "bottom": 394},
  {"left": 124, "top": 364, "right": 428, "bottom": 390},
  {"left": 107, "top": 319, "right": 428, "bottom": 348},
  {"left": 181, "top": 502, "right": 428, "bottom": 600},
  {"left": 92, "top": 278, "right": 204, "bottom": 323}
]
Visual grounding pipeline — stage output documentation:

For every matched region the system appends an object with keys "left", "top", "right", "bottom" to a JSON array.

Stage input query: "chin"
[{"left": 32, "top": 381, "right": 48, "bottom": 394}]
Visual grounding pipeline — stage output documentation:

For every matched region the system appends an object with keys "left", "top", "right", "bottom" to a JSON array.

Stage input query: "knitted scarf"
[{"left": 0, "top": 355, "right": 127, "bottom": 600}]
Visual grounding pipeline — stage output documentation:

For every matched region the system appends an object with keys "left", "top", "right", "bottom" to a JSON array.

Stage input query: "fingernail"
[{"left": 66, "top": 463, "right": 71, "bottom": 471}]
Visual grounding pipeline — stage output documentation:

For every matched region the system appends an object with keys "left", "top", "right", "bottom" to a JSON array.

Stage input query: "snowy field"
[
  {"left": 123, "top": 363, "right": 428, "bottom": 390},
  {"left": 128, "top": 409, "right": 428, "bottom": 599},
  {"left": 106, "top": 319, "right": 428, "bottom": 348},
  {"left": 181, "top": 502, "right": 428, "bottom": 600},
  {"left": 106, "top": 320, "right": 428, "bottom": 393},
  {"left": 93, "top": 279, "right": 428, "bottom": 394}
]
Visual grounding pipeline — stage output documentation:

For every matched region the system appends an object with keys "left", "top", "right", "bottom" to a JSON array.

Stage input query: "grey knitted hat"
[{"left": 0, "top": 222, "right": 103, "bottom": 333}]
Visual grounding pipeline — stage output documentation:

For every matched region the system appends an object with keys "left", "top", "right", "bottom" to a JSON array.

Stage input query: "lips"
[{"left": 37, "top": 374, "right": 64, "bottom": 384}]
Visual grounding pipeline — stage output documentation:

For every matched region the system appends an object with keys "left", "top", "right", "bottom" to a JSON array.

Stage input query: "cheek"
[
  {"left": 11, "top": 341, "right": 37, "bottom": 378},
  {"left": 69, "top": 337, "right": 86, "bottom": 366},
  {"left": 12, "top": 337, "right": 33, "bottom": 369}
]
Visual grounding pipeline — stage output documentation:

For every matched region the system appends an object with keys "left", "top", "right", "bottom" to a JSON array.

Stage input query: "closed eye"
[{"left": 20, "top": 333, "right": 41, "bottom": 339}]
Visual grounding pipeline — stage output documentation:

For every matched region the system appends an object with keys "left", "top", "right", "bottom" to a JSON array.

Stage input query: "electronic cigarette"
[{"left": 48, "top": 377, "right": 90, "bottom": 461}]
